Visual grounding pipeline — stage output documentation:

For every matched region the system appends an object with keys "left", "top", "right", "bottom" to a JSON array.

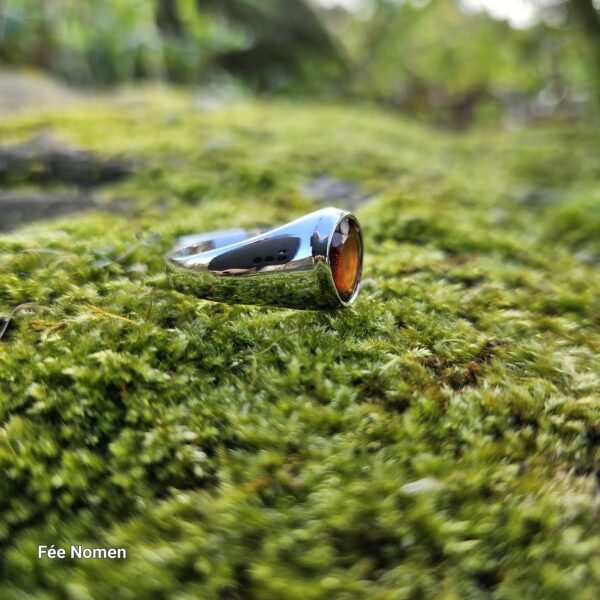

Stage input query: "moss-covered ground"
[{"left": 0, "top": 91, "right": 599, "bottom": 598}]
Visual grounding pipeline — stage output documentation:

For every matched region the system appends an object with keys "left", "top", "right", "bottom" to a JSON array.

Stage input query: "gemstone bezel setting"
[{"left": 328, "top": 215, "right": 363, "bottom": 304}]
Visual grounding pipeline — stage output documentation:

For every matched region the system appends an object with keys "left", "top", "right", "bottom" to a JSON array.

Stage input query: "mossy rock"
[{"left": 0, "top": 91, "right": 599, "bottom": 599}]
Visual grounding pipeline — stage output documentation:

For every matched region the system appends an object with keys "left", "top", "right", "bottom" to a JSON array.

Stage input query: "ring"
[{"left": 166, "top": 207, "right": 363, "bottom": 309}]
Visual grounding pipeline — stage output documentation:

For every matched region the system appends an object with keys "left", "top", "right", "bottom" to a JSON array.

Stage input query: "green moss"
[{"left": 0, "top": 92, "right": 599, "bottom": 598}]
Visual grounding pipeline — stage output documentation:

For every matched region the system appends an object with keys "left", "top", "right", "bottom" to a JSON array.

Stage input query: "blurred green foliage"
[
  {"left": 0, "top": 0, "right": 244, "bottom": 84},
  {"left": 0, "top": 0, "right": 598, "bottom": 125},
  {"left": 337, "top": 0, "right": 595, "bottom": 126}
]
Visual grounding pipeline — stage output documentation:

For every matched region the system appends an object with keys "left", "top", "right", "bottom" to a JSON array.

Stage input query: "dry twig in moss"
[
  {"left": 0, "top": 302, "right": 41, "bottom": 341},
  {"left": 83, "top": 303, "right": 139, "bottom": 325}
]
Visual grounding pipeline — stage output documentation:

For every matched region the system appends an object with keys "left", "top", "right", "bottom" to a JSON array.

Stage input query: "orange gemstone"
[{"left": 330, "top": 217, "right": 362, "bottom": 301}]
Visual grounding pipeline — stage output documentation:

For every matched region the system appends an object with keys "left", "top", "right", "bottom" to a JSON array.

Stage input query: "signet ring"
[{"left": 166, "top": 207, "right": 363, "bottom": 310}]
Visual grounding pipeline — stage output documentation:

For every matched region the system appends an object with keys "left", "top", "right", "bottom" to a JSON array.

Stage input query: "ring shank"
[{"left": 175, "top": 227, "right": 271, "bottom": 257}]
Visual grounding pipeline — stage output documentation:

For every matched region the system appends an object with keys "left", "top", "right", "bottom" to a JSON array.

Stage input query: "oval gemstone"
[{"left": 329, "top": 217, "right": 362, "bottom": 302}]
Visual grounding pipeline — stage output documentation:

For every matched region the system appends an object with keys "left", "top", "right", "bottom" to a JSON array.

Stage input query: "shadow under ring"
[{"left": 166, "top": 207, "right": 363, "bottom": 310}]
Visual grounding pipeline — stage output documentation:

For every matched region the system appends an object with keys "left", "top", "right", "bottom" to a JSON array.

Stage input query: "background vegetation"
[{"left": 1, "top": 0, "right": 600, "bottom": 126}]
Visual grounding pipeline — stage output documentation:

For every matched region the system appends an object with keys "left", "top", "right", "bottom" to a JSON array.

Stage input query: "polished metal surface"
[{"left": 166, "top": 207, "right": 363, "bottom": 309}]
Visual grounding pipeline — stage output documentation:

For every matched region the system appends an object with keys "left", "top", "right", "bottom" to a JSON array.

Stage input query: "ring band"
[{"left": 166, "top": 207, "right": 363, "bottom": 309}]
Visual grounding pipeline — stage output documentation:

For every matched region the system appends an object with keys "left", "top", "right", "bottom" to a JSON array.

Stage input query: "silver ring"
[{"left": 166, "top": 207, "right": 363, "bottom": 309}]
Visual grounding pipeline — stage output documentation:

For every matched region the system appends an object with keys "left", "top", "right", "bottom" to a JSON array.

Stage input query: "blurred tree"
[
  {"left": 155, "top": 0, "right": 184, "bottom": 36},
  {"left": 567, "top": 0, "right": 600, "bottom": 101},
  {"left": 166, "top": 0, "right": 349, "bottom": 89}
]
